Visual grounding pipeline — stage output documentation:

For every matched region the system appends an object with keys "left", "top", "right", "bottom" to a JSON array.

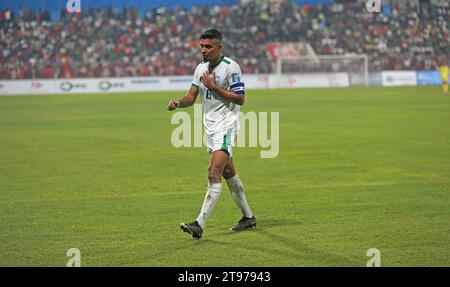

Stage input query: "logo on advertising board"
[
  {"left": 60, "top": 81, "right": 73, "bottom": 92},
  {"left": 98, "top": 80, "right": 112, "bottom": 91},
  {"left": 0, "top": 83, "right": 4, "bottom": 90},
  {"left": 416, "top": 71, "right": 442, "bottom": 85},
  {"left": 60, "top": 81, "right": 87, "bottom": 92},
  {"left": 131, "top": 79, "right": 160, "bottom": 85},
  {"left": 168, "top": 78, "right": 191, "bottom": 83},
  {"left": 287, "top": 75, "right": 295, "bottom": 86},
  {"left": 31, "top": 82, "right": 43, "bottom": 89},
  {"left": 98, "top": 80, "right": 125, "bottom": 92}
]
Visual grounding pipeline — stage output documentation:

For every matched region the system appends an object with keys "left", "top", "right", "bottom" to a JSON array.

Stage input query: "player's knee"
[
  {"left": 208, "top": 167, "right": 222, "bottom": 183},
  {"left": 222, "top": 167, "right": 235, "bottom": 179}
]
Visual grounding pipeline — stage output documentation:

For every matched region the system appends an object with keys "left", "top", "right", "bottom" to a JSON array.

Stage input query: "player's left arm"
[
  {"left": 200, "top": 72, "right": 245, "bottom": 105},
  {"left": 200, "top": 63, "right": 245, "bottom": 105}
]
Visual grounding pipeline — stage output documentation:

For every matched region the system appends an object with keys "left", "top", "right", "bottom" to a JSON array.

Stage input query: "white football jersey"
[{"left": 192, "top": 56, "right": 245, "bottom": 135}]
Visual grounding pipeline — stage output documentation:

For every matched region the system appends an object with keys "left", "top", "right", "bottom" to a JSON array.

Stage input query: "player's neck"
[{"left": 209, "top": 54, "right": 224, "bottom": 68}]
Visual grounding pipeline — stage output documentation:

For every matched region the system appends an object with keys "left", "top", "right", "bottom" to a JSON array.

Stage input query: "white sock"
[
  {"left": 196, "top": 182, "right": 222, "bottom": 229},
  {"left": 226, "top": 175, "right": 253, "bottom": 218}
]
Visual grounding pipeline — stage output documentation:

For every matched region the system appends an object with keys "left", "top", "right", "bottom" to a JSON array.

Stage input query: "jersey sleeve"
[
  {"left": 192, "top": 64, "right": 201, "bottom": 88},
  {"left": 228, "top": 62, "right": 245, "bottom": 95}
]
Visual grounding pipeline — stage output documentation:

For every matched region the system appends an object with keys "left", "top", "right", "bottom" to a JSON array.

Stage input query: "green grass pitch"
[{"left": 0, "top": 86, "right": 449, "bottom": 266}]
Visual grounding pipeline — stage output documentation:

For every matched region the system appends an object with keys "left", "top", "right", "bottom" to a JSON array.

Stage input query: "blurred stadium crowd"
[{"left": 0, "top": 0, "right": 448, "bottom": 79}]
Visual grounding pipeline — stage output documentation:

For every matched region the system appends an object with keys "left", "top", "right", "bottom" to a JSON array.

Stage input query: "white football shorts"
[{"left": 206, "top": 128, "right": 237, "bottom": 158}]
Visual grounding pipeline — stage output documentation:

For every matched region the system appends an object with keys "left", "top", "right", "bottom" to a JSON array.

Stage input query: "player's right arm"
[
  {"left": 167, "top": 64, "right": 202, "bottom": 111},
  {"left": 167, "top": 85, "right": 199, "bottom": 111}
]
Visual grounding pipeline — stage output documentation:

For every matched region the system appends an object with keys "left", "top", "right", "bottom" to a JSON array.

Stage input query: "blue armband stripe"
[{"left": 230, "top": 82, "right": 244, "bottom": 89}]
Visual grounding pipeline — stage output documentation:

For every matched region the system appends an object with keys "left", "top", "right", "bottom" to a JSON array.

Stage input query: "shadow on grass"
[
  {"left": 149, "top": 218, "right": 361, "bottom": 266},
  {"left": 198, "top": 218, "right": 362, "bottom": 266},
  {"left": 211, "top": 218, "right": 303, "bottom": 237}
]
